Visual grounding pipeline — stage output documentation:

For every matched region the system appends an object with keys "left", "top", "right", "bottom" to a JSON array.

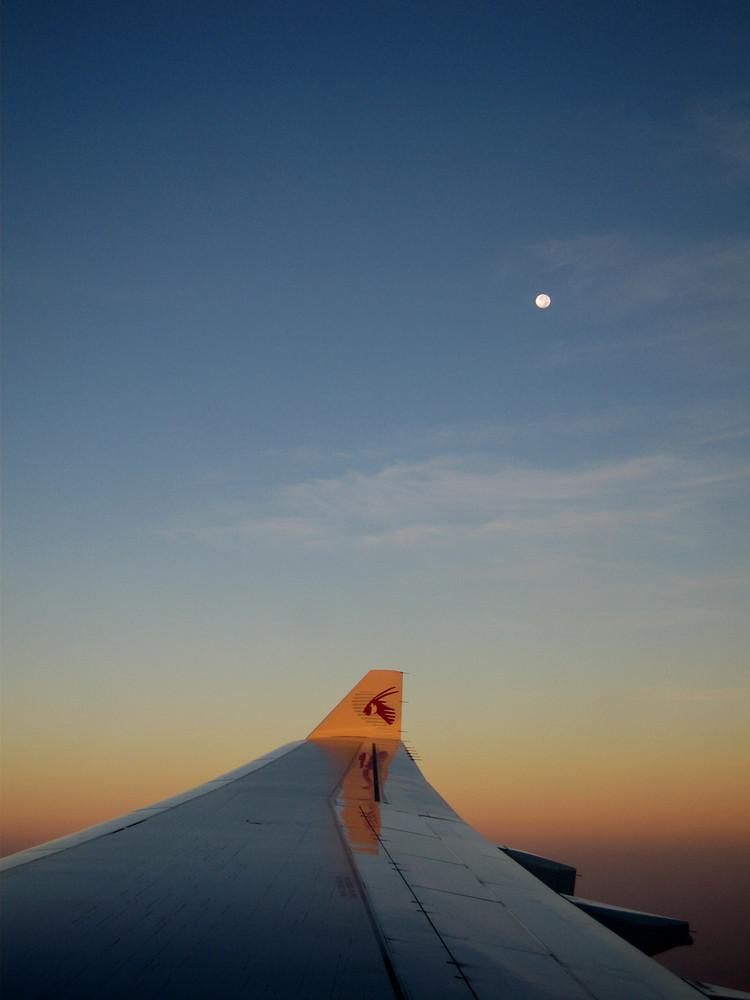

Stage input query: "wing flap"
[{"left": 337, "top": 745, "right": 707, "bottom": 999}]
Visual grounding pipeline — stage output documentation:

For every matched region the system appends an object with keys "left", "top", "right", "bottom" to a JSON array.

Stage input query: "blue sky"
[{"left": 3, "top": 2, "right": 750, "bottom": 985}]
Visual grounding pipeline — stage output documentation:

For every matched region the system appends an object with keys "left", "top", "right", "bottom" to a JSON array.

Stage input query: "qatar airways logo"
[{"left": 362, "top": 686, "right": 398, "bottom": 726}]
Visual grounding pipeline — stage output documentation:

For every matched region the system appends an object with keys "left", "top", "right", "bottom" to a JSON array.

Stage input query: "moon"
[{"left": 535, "top": 293, "right": 551, "bottom": 309}]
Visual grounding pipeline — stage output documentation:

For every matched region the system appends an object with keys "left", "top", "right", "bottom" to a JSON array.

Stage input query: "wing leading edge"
[{"left": 1, "top": 671, "right": 745, "bottom": 1000}]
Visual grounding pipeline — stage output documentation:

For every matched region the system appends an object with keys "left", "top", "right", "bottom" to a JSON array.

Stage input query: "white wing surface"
[{"left": 1, "top": 671, "right": 743, "bottom": 999}]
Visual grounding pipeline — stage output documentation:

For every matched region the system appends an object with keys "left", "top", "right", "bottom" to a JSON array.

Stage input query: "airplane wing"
[{"left": 1, "top": 670, "right": 745, "bottom": 1000}]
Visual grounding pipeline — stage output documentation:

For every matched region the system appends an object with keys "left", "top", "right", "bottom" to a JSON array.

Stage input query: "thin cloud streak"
[
  {"left": 531, "top": 233, "right": 750, "bottom": 320},
  {"left": 397, "top": 404, "right": 750, "bottom": 456},
  {"left": 691, "top": 92, "right": 750, "bottom": 180},
  {"left": 166, "top": 450, "right": 749, "bottom": 555}
]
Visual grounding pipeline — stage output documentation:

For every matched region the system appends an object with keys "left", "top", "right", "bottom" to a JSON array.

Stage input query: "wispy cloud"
[
  {"left": 691, "top": 92, "right": 750, "bottom": 181},
  {"left": 530, "top": 233, "right": 750, "bottom": 321},
  {"left": 166, "top": 448, "right": 749, "bottom": 557}
]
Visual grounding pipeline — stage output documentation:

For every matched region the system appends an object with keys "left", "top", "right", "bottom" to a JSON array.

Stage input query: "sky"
[{"left": 2, "top": 0, "right": 749, "bottom": 987}]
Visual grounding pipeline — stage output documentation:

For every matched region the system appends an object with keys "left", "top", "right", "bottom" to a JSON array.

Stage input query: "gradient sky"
[{"left": 3, "top": 1, "right": 749, "bottom": 988}]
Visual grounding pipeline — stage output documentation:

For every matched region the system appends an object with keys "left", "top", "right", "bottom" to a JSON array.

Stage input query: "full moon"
[{"left": 535, "top": 293, "right": 551, "bottom": 308}]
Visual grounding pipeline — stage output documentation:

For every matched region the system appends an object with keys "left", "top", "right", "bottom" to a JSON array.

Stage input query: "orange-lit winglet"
[{"left": 307, "top": 670, "right": 403, "bottom": 740}]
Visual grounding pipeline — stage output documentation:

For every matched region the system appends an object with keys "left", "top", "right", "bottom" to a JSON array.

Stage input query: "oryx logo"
[{"left": 363, "top": 686, "right": 398, "bottom": 726}]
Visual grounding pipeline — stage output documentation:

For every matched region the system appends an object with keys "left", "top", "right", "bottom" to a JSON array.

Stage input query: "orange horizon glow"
[{"left": 4, "top": 734, "right": 749, "bottom": 860}]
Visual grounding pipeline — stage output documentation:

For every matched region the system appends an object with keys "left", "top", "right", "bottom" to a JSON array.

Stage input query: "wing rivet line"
[{"left": 357, "top": 806, "right": 481, "bottom": 1000}]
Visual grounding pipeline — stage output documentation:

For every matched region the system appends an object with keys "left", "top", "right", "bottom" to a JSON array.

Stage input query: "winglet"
[{"left": 308, "top": 670, "right": 403, "bottom": 740}]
